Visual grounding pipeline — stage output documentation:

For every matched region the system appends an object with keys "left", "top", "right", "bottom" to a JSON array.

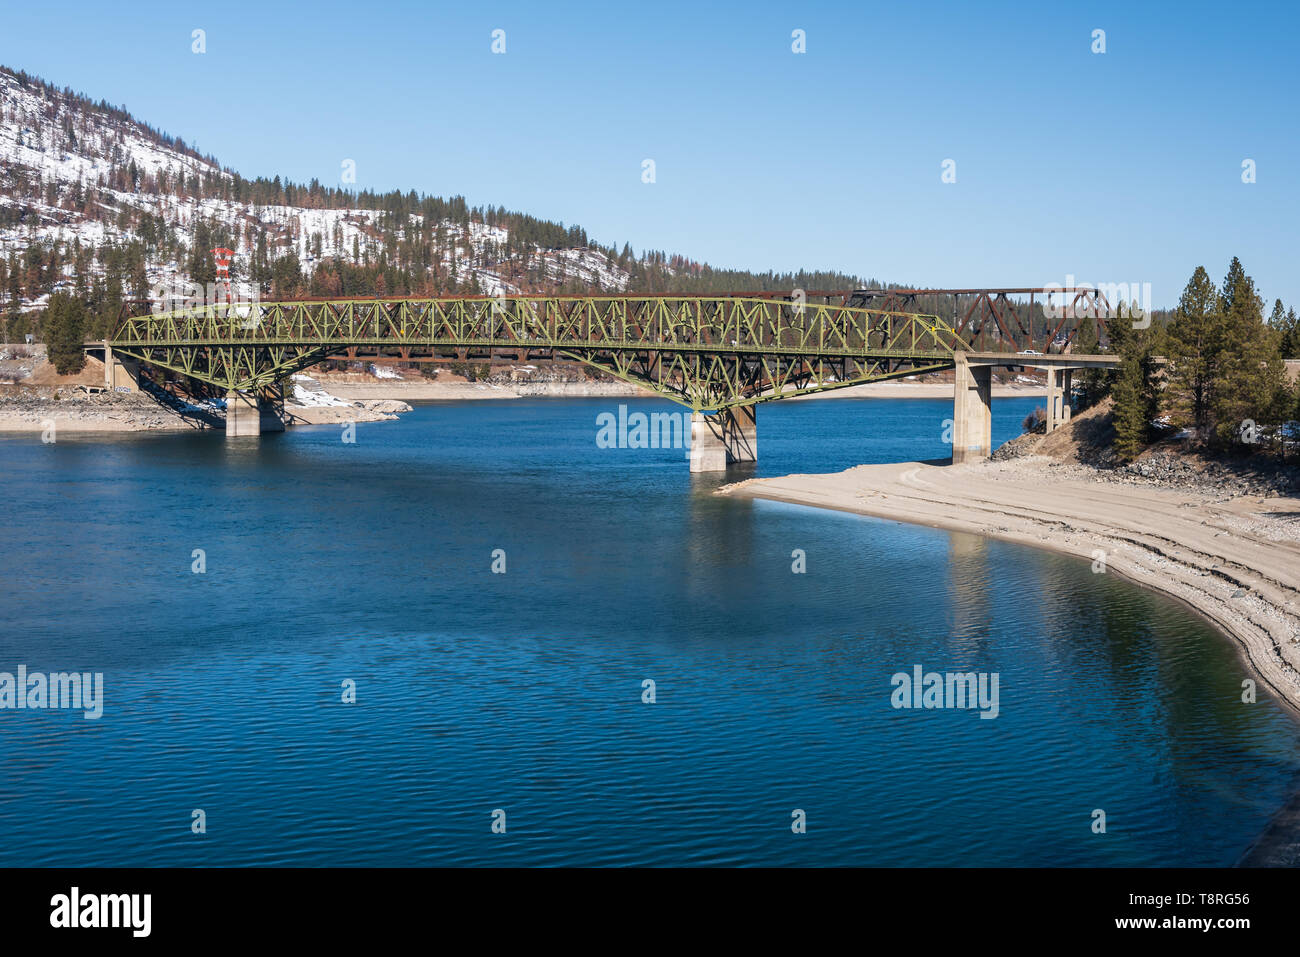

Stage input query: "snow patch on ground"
[{"left": 291, "top": 381, "right": 352, "bottom": 407}]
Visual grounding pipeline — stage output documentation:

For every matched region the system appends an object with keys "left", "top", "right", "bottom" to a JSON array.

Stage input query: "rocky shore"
[
  {"left": 0, "top": 387, "right": 204, "bottom": 432},
  {"left": 992, "top": 398, "right": 1300, "bottom": 499},
  {"left": 0, "top": 384, "right": 411, "bottom": 433}
]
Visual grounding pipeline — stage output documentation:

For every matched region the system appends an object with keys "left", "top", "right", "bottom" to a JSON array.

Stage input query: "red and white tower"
[{"left": 211, "top": 247, "right": 235, "bottom": 304}]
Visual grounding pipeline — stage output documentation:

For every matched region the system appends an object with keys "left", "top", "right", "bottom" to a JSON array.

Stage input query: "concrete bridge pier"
[
  {"left": 259, "top": 382, "right": 287, "bottom": 433},
  {"left": 225, "top": 390, "right": 261, "bottom": 436},
  {"left": 1044, "top": 368, "right": 1074, "bottom": 433},
  {"left": 225, "top": 384, "right": 287, "bottom": 437},
  {"left": 952, "top": 352, "right": 992, "bottom": 464},
  {"left": 102, "top": 342, "right": 139, "bottom": 392},
  {"left": 689, "top": 405, "right": 757, "bottom": 472}
]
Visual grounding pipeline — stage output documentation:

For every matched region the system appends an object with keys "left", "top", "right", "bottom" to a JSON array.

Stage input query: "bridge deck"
[{"left": 966, "top": 352, "right": 1121, "bottom": 369}]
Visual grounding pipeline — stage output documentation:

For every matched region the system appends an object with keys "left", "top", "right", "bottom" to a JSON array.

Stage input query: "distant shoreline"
[
  {"left": 320, "top": 377, "right": 1046, "bottom": 403},
  {"left": 0, "top": 376, "right": 1049, "bottom": 433}
]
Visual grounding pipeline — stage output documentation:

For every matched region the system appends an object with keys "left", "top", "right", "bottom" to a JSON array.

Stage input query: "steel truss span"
[{"left": 109, "top": 296, "right": 967, "bottom": 411}]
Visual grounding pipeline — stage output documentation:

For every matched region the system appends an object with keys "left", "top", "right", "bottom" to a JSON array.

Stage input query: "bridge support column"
[
  {"left": 723, "top": 405, "right": 757, "bottom": 463},
  {"left": 225, "top": 390, "right": 261, "bottom": 437},
  {"left": 952, "top": 353, "right": 992, "bottom": 464},
  {"left": 102, "top": 341, "right": 139, "bottom": 392},
  {"left": 259, "top": 382, "right": 287, "bottom": 433},
  {"left": 689, "top": 406, "right": 757, "bottom": 472},
  {"left": 1045, "top": 368, "right": 1074, "bottom": 433}
]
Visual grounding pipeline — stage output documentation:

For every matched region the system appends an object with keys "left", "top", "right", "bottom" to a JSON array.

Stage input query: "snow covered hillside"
[{"left": 0, "top": 65, "right": 632, "bottom": 315}]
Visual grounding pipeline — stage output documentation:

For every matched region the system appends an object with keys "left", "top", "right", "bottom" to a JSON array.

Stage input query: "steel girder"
[{"left": 109, "top": 296, "right": 965, "bottom": 411}]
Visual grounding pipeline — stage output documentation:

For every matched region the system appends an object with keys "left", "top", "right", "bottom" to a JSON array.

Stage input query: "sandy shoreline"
[{"left": 720, "top": 457, "right": 1300, "bottom": 717}]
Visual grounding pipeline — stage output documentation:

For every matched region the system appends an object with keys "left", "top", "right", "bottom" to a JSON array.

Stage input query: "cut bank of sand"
[{"left": 720, "top": 456, "right": 1300, "bottom": 715}]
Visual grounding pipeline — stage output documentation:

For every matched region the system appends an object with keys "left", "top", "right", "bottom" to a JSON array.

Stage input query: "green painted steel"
[{"left": 109, "top": 296, "right": 965, "bottom": 411}]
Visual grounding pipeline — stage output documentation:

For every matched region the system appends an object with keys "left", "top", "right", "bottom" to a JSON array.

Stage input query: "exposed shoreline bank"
[
  {"left": 720, "top": 456, "right": 1300, "bottom": 864},
  {"left": 720, "top": 457, "right": 1300, "bottom": 717},
  {"left": 320, "top": 377, "right": 1046, "bottom": 403},
  {"left": 0, "top": 388, "right": 412, "bottom": 434},
  {"left": 0, "top": 377, "right": 1048, "bottom": 434}
]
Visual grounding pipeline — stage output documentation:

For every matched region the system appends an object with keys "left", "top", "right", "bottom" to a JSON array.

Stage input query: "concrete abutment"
[{"left": 102, "top": 342, "right": 139, "bottom": 392}]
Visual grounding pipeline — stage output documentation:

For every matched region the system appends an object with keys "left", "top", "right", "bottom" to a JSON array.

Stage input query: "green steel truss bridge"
[
  {"left": 107, "top": 295, "right": 968, "bottom": 412},
  {"left": 103, "top": 293, "right": 1117, "bottom": 469}
]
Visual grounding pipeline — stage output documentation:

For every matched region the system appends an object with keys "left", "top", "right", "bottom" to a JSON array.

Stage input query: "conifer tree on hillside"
[
  {"left": 1220, "top": 256, "right": 1247, "bottom": 311},
  {"left": 1268, "top": 299, "right": 1287, "bottom": 336},
  {"left": 1110, "top": 302, "right": 1163, "bottom": 461},
  {"left": 270, "top": 252, "right": 302, "bottom": 299},
  {"left": 1165, "top": 265, "right": 1224, "bottom": 434},
  {"left": 44, "top": 291, "right": 88, "bottom": 375},
  {"left": 1210, "top": 260, "right": 1289, "bottom": 451},
  {"left": 1, "top": 254, "right": 21, "bottom": 341},
  {"left": 5, "top": 253, "right": 19, "bottom": 304},
  {"left": 187, "top": 222, "right": 217, "bottom": 289},
  {"left": 1280, "top": 306, "right": 1299, "bottom": 360}
]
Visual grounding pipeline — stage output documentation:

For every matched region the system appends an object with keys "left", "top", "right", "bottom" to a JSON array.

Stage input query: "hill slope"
[{"left": 0, "top": 65, "right": 870, "bottom": 339}]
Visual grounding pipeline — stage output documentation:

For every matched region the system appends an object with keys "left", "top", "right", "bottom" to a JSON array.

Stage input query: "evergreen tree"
[
  {"left": 2, "top": 286, "right": 20, "bottom": 343},
  {"left": 1211, "top": 260, "right": 1288, "bottom": 451},
  {"left": 1281, "top": 307, "right": 1299, "bottom": 359},
  {"left": 187, "top": 221, "right": 217, "bottom": 289},
  {"left": 270, "top": 252, "right": 302, "bottom": 299},
  {"left": 44, "top": 292, "right": 88, "bottom": 374},
  {"left": 1165, "top": 265, "right": 1223, "bottom": 434},
  {"left": 1220, "top": 256, "right": 1247, "bottom": 311},
  {"left": 1268, "top": 298, "right": 1287, "bottom": 335},
  {"left": 5, "top": 253, "right": 19, "bottom": 306},
  {"left": 1110, "top": 303, "right": 1162, "bottom": 461}
]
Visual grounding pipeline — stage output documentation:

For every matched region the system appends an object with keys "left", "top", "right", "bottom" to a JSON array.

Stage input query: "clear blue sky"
[{"left": 2, "top": 0, "right": 1296, "bottom": 308}]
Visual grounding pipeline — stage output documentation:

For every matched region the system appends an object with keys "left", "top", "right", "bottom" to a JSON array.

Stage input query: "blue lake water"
[{"left": 0, "top": 395, "right": 1296, "bottom": 866}]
